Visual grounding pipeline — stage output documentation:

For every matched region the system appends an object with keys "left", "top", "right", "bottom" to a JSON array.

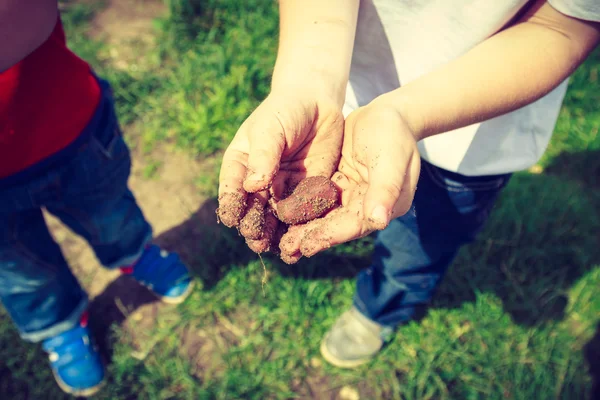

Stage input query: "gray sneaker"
[{"left": 320, "top": 306, "right": 393, "bottom": 368}]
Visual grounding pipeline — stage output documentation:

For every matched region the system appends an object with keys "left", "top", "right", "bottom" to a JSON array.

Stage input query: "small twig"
[{"left": 258, "top": 254, "right": 269, "bottom": 297}]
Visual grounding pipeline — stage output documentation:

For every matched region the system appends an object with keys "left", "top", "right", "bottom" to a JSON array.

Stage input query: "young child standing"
[
  {"left": 219, "top": 0, "right": 600, "bottom": 368},
  {"left": 1, "top": 4, "right": 193, "bottom": 396}
]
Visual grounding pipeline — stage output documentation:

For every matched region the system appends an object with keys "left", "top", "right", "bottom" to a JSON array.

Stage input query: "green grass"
[
  {"left": 1, "top": 1, "right": 599, "bottom": 399},
  {"left": 63, "top": 0, "right": 278, "bottom": 155}
]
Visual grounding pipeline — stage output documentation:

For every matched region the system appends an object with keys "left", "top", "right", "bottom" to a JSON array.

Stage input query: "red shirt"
[{"left": 0, "top": 18, "right": 100, "bottom": 179}]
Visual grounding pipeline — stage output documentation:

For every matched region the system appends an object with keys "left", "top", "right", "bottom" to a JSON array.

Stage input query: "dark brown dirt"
[{"left": 276, "top": 176, "right": 340, "bottom": 225}]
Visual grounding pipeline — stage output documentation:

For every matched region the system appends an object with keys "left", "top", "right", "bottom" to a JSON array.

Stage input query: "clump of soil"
[
  {"left": 218, "top": 176, "right": 340, "bottom": 265},
  {"left": 275, "top": 176, "right": 340, "bottom": 225}
]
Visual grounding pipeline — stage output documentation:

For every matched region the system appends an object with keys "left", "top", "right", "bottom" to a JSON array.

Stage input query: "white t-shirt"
[{"left": 343, "top": 0, "right": 600, "bottom": 176}]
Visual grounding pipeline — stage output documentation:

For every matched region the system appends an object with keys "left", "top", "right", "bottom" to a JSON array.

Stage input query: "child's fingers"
[
  {"left": 298, "top": 207, "right": 364, "bottom": 257},
  {"left": 362, "top": 149, "right": 410, "bottom": 230},
  {"left": 245, "top": 211, "right": 279, "bottom": 254},
  {"left": 360, "top": 121, "right": 415, "bottom": 230},
  {"left": 278, "top": 172, "right": 358, "bottom": 258},
  {"left": 217, "top": 151, "right": 249, "bottom": 228},
  {"left": 389, "top": 155, "right": 420, "bottom": 219},
  {"left": 243, "top": 115, "right": 287, "bottom": 193},
  {"left": 279, "top": 224, "right": 304, "bottom": 255},
  {"left": 281, "top": 251, "right": 302, "bottom": 265},
  {"left": 279, "top": 198, "right": 363, "bottom": 259},
  {"left": 239, "top": 191, "right": 269, "bottom": 240}
]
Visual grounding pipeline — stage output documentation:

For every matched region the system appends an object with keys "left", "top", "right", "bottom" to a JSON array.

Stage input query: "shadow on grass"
[
  {"left": 88, "top": 275, "right": 157, "bottom": 361},
  {"left": 425, "top": 150, "right": 599, "bottom": 325},
  {"left": 116, "top": 151, "right": 598, "bottom": 302},
  {"left": 156, "top": 197, "right": 368, "bottom": 289},
  {"left": 87, "top": 198, "right": 247, "bottom": 360},
  {"left": 545, "top": 149, "right": 600, "bottom": 191},
  {"left": 94, "top": 150, "right": 599, "bottom": 327},
  {"left": 87, "top": 150, "right": 599, "bottom": 394},
  {"left": 87, "top": 199, "right": 369, "bottom": 360},
  {"left": 153, "top": 198, "right": 257, "bottom": 288}
]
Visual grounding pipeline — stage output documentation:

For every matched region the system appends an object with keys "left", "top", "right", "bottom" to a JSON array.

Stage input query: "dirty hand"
[
  {"left": 217, "top": 87, "right": 344, "bottom": 253},
  {"left": 279, "top": 101, "right": 421, "bottom": 263}
]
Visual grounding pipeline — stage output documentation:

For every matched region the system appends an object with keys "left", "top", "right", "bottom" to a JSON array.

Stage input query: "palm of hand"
[
  {"left": 272, "top": 108, "right": 343, "bottom": 198},
  {"left": 278, "top": 104, "right": 421, "bottom": 263},
  {"left": 217, "top": 92, "right": 343, "bottom": 254}
]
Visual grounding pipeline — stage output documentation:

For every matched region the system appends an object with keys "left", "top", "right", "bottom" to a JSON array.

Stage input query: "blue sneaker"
[
  {"left": 42, "top": 316, "right": 105, "bottom": 397},
  {"left": 121, "top": 244, "right": 194, "bottom": 304}
]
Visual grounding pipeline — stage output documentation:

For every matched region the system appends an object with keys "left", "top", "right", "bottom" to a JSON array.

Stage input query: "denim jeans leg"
[
  {"left": 354, "top": 161, "right": 511, "bottom": 327},
  {"left": 44, "top": 80, "right": 152, "bottom": 269},
  {"left": 48, "top": 187, "right": 153, "bottom": 270},
  {"left": 0, "top": 209, "right": 88, "bottom": 342}
]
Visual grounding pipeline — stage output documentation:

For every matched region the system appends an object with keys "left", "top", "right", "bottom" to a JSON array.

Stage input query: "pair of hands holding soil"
[{"left": 217, "top": 87, "right": 421, "bottom": 264}]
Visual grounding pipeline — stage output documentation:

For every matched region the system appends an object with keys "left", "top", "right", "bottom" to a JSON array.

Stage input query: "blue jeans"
[
  {"left": 354, "top": 161, "right": 511, "bottom": 327},
  {"left": 0, "top": 79, "right": 152, "bottom": 342}
]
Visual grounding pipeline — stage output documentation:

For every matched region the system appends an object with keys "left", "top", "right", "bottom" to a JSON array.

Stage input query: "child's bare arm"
[
  {"left": 218, "top": 0, "right": 359, "bottom": 251},
  {"left": 0, "top": 0, "right": 58, "bottom": 71},
  {"left": 375, "top": 0, "right": 600, "bottom": 141},
  {"left": 272, "top": 0, "right": 359, "bottom": 105}
]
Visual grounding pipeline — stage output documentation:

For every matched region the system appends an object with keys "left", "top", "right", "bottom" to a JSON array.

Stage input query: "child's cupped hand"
[
  {"left": 278, "top": 101, "right": 422, "bottom": 263},
  {"left": 217, "top": 87, "right": 344, "bottom": 253}
]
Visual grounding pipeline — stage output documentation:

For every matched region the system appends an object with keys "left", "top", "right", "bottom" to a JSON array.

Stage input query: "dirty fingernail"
[{"left": 371, "top": 205, "right": 389, "bottom": 227}]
